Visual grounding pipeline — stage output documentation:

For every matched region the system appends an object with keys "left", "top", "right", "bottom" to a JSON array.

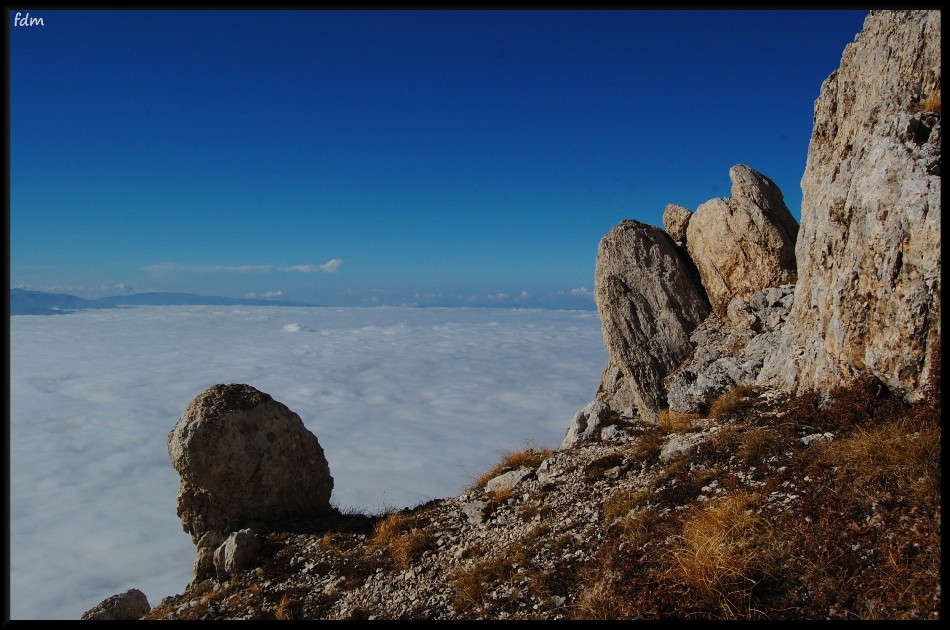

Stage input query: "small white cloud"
[
  {"left": 278, "top": 259, "right": 342, "bottom": 273},
  {"left": 282, "top": 265, "right": 318, "bottom": 272},
  {"left": 519, "top": 291, "right": 530, "bottom": 299},
  {"left": 282, "top": 323, "right": 301, "bottom": 332},
  {"left": 245, "top": 292, "right": 257, "bottom": 299},
  {"left": 263, "top": 290, "right": 283, "bottom": 299},
  {"left": 486, "top": 293, "right": 510, "bottom": 301},
  {"left": 113, "top": 283, "right": 134, "bottom": 294},
  {"left": 562, "top": 287, "right": 594, "bottom": 298}
]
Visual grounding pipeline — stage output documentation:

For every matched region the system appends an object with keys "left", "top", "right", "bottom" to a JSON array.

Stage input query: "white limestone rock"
[
  {"left": 594, "top": 220, "right": 711, "bottom": 422},
  {"left": 771, "top": 9, "right": 941, "bottom": 400},
  {"left": 685, "top": 165, "right": 799, "bottom": 316}
]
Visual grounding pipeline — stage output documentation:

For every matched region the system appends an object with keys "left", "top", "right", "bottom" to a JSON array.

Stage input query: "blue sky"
[{"left": 9, "top": 9, "right": 869, "bottom": 308}]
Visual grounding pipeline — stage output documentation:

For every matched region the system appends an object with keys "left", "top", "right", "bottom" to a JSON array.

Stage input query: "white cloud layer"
[
  {"left": 10, "top": 305, "right": 607, "bottom": 620},
  {"left": 143, "top": 259, "right": 342, "bottom": 274}
]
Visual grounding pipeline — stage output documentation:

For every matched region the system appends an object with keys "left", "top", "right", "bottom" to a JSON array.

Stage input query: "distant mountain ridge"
[{"left": 10, "top": 288, "right": 319, "bottom": 315}]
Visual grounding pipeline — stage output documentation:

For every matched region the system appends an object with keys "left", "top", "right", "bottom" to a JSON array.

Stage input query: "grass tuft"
[
  {"left": 658, "top": 409, "right": 701, "bottom": 433},
  {"left": 668, "top": 492, "right": 786, "bottom": 618},
  {"left": 708, "top": 384, "right": 759, "bottom": 420}
]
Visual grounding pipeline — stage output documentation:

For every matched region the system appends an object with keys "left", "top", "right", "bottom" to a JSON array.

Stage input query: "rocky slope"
[
  {"left": 134, "top": 375, "right": 940, "bottom": 620},
  {"left": 82, "top": 9, "right": 941, "bottom": 621}
]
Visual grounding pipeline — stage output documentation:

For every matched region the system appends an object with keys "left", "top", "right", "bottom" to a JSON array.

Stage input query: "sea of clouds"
[{"left": 9, "top": 305, "right": 608, "bottom": 620}]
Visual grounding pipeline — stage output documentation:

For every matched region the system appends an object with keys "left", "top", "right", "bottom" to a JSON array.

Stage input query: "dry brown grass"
[
  {"left": 737, "top": 427, "right": 780, "bottom": 465},
  {"left": 573, "top": 578, "right": 624, "bottom": 620},
  {"left": 707, "top": 384, "right": 758, "bottom": 420},
  {"left": 602, "top": 488, "right": 649, "bottom": 523},
  {"left": 631, "top": 426, "right": 666, "bottom": 462},
  {"left": 318, "top": 531, "right": 346, "bottom": 556},
  {"left": 911, "top": 88, "right": 941, "bottom": 113},
  {"left": 321, "top": 370, "right": 942, "bottom": 619},
  {"left": 814, "top": 414, "right": 941, "bottom": 506},
  {"left": 668, "top": 492, "right": 786, "bottom": 618},
  {"left": 448, "top": 521, "right": 564, "bottom": 616},
  {"left": 516, "top": 494, "right": 548, "bottom": 522},
  {"left": 658, "top": 409, "right": 701, "bottom": 433},
  {"left": 369, "top": 512, "right": 433, "bottom": 570},
  {"left": 615, "top": 506, "right": 664, "bottom": 549},
  {"left": 275, "top": 594, "right": 294, "bottom": 620},
  {"left": 390, "top": 527, "right": 432, "bottom": 569},
  {"left": 448, "top": 553, "right": 511, "bottom": 612},
  {"left": 149, "top": 337, "right": 941, "bottom": 621}
]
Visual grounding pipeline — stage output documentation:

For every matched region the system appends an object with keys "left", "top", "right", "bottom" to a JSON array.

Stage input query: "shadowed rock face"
[
  {"left": 81, "top": 589, "right": 151, "bottom": 621},
  {"left": 685, "top": 164, "right": 799, "bottom": 316},
  {"left": 594, "top": 220, "right": 711, "bottom": 421},
  {"left": 766, "top": 9, "right": 941, "bottom": 400},
  {"left": 168, "top": 384, "right": 334, "bottom": 549}
]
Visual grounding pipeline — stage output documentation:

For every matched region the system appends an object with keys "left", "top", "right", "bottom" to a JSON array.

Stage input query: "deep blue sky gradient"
[{"left": 9, "top": 9, "right": 869, "bottom": 307}]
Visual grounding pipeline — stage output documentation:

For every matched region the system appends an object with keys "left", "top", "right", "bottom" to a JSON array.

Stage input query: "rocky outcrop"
[
  {"left": 765, "top": 10, "right": 941, "bottom": 401},
  {"left": 685, "top": 165, "right": 799, "bottom": 315},
  {"left": 597, "top": 11, "right": 939, "bottom": 415},
  {"left": 561, "top": 399, "right": 618, "bottom": 448},
  {"left": 81, "top": 588, "right": 150, "bottom": 620},
  {"left": 595, "top": 166, "right": 797, "bottom": 418},
  {"left": 593, "top": 220, "right": 711, "bottom": 421},
  {"left": 168, "top": 384, "right": 334, "bottom": 580},
  {"left": 662, "top": 203, "right": 692, "bottom": 245},
  {"left": 665, "top": 284, "right": 795, "bottom": 412}
]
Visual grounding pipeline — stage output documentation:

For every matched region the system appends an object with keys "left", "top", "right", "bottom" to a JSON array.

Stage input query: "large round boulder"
[{"left": 168, "top": 384, "right": 334, "bottom": 545}]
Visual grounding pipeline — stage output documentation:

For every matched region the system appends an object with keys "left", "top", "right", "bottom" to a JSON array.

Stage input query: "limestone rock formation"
[
  {"left": 767, "top": 9, "right": 941, "bottom": 400},
  {"left": 168, "top": 384, "right": 334, "bottom": 579},
  {"left": 81, "top": 588, "right": 150, "bottom": 621},
  {"left": 662, "top": 203, "right": 692, "bottom": 245},
  {"left": 665, "top": 284, "right": 795, "bottom": 412},
  {"left": 594, "top": 220, "right": 711, "bottom": 421},
  {"left": 685, "top": 164, "right": 799, "bottom": 315}
]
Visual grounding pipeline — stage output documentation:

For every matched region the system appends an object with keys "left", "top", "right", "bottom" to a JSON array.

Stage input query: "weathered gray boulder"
[
  {"left": 484, "top": 467, "right": 534, "bottom": 494},
  {"left": 561, "top": 399, "right": 614, "bottom": 449},
  {"left": 213, "top": 528, "right": 262, "bottom": 580},
  {"left": 594, "top": 220, "right": 711, "bottom": 421},
  {"left": 685, "top": 165, "right": 799, "bottom": 315},
  {"left": 81, "top": 588, "right": 150, "bottom": 620},
  {"left": 766, "top": 10, "right": 941, "bottom": 401},
  {"left": 595, "top": 358, "right": 638, "bottom": 417},
  {"left": 168, "top": 384, "right": 334, "bottom": 579}
]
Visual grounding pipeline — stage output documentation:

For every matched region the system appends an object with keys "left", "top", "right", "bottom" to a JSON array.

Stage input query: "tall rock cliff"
[
  {"left": 762, "top": 9, "right": 941, "bottom": 400},
  {"left": 596, "top": 9, "right": 940, "bottom": 417}
]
